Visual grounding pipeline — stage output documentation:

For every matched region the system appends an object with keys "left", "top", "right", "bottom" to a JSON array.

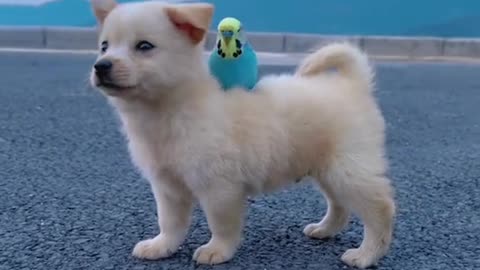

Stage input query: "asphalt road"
[{"left": 0, "top": 51, "right": 478, "bottom": 270}]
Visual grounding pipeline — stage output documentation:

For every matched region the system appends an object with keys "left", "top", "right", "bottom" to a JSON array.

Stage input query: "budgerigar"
[{"left": 208, "top": 17, "right": 258, "bottom": 91}]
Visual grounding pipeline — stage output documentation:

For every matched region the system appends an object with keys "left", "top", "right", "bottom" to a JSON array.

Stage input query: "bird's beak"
[{"left": 221, "top": 30, "right": 234, "bottom": 43}]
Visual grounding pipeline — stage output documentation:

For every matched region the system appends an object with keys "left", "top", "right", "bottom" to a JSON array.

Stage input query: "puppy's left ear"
[
  {"left": 165, "top": 3, "right": 214, "bottom": 45},
  {"left": 91, "top": 0, "right": 118, "bottom": 25}
]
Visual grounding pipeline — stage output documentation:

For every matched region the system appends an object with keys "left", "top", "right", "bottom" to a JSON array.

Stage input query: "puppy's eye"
[
  {"left": 135, "top": 41, "right": 155, "bottom": 52},
  {"left": 100, "top": 41, "right": 108, "bottom": 54}
]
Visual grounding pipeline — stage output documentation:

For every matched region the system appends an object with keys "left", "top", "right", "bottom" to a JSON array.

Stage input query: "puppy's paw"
[
  {"left": 132, "top": 236, "right": 178, "bottom": 260},
  {"left": 193, "top": 241, "right": 235, "bottom": 265},
  {"left": 341, "top": 248, "right": 378, "bottom": 269},
  {"left": 303, "top": 223, "right": 334, "bottom": 239}
]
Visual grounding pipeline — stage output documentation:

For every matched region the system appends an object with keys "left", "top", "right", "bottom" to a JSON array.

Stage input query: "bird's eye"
[
  {"left": 135, "top": 41, "right": 155, "bottom": 52},
  {"left": 100, "top": 41, "right": 108, "bottom": 54}
]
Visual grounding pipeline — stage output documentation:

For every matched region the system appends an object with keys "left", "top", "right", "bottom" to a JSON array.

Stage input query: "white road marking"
[
  {"left": 0, "top": 47, "right": 479, "bottom": 64},
  {"left": 0, "top": 0, "right": 58, "bottom": 6}
]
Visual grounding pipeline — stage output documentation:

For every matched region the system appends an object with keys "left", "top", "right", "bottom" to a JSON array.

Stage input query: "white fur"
[{"left": 89, "top": 1, "right": 395, "bottom": 268}]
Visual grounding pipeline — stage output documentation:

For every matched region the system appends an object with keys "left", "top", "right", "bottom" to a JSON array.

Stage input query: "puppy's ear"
[
  {"left": 164, "top": 3, "right": 214, "bottom": 45},
  {"left": 91, "top": 0, "right": 118, "bottom": 25}
]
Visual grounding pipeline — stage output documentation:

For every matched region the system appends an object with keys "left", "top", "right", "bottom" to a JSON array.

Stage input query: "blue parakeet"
[{"left": 208, "top": 17, "right": 258, "bottom": 91}]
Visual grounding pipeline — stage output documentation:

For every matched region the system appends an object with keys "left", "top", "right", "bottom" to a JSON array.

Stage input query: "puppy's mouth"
[
  {"left": 96, "top": 78, "right": 136, "bottom": 92},
  {"left": 97, "top": 81, "right": 135, "bottom": 90}
]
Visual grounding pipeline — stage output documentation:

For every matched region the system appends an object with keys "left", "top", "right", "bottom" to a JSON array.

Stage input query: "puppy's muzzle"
[
  {"left": 94, "top": 59, "right": 113, "bottom": 81},
  {"left": 93, "top": 59, "right": 135, "bottom": 92}
]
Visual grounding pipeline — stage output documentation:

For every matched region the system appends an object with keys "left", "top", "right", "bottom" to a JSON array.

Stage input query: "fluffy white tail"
[{"left": 296, "top": 43, "right": 374, "bottom": 91}]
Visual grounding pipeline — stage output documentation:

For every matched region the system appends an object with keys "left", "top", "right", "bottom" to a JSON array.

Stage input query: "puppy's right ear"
[
  {"left": 91, "top": 0, "right": 117, "bottom": 25},
  {"left": 165, "top": 3, "right": 214, "bottom": 45}
]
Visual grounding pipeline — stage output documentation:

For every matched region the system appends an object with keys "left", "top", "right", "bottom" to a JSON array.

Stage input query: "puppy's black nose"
[{"left": 94, "top": 59, "right": 113, "bottom": 75}]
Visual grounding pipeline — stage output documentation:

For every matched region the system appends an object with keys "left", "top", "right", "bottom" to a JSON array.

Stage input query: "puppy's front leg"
[
  {"left": 133, "top": 180, "right": 193, "bottom": 260},
  {"left": 193, "top": 189, "right": 245, "bottom": 265}
]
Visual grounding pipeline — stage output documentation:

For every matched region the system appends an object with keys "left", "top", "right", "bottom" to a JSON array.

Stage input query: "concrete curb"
[{"left": 1, "top": 26, "right": 480, "bottom": 59}]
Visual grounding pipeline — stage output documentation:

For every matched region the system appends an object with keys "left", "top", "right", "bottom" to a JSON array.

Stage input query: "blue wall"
[{"left": 1, "top": 0, "right": 479, "bottom": 37}]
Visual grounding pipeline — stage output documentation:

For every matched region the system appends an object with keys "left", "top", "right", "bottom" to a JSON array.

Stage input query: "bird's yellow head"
[{"left": 217, "top": 17, "right": 242, "bottom": 43}]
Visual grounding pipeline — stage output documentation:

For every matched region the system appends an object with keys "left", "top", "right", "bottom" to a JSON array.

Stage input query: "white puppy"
[{"left": 89, "top": 0, "right": 395, "bottom": 268}]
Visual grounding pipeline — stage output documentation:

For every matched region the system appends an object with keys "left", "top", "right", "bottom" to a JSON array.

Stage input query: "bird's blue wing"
[{"left": 240, "top": 44, "right": 258, "bottom": 90}]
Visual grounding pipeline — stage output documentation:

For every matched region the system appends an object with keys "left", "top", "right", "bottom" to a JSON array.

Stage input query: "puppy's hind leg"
[
  {"left": 304, "top": 176, "right": 350, "bottom": 239},
  {"left": 326, "top": 158, "right": 395, "bottom": 269}
]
